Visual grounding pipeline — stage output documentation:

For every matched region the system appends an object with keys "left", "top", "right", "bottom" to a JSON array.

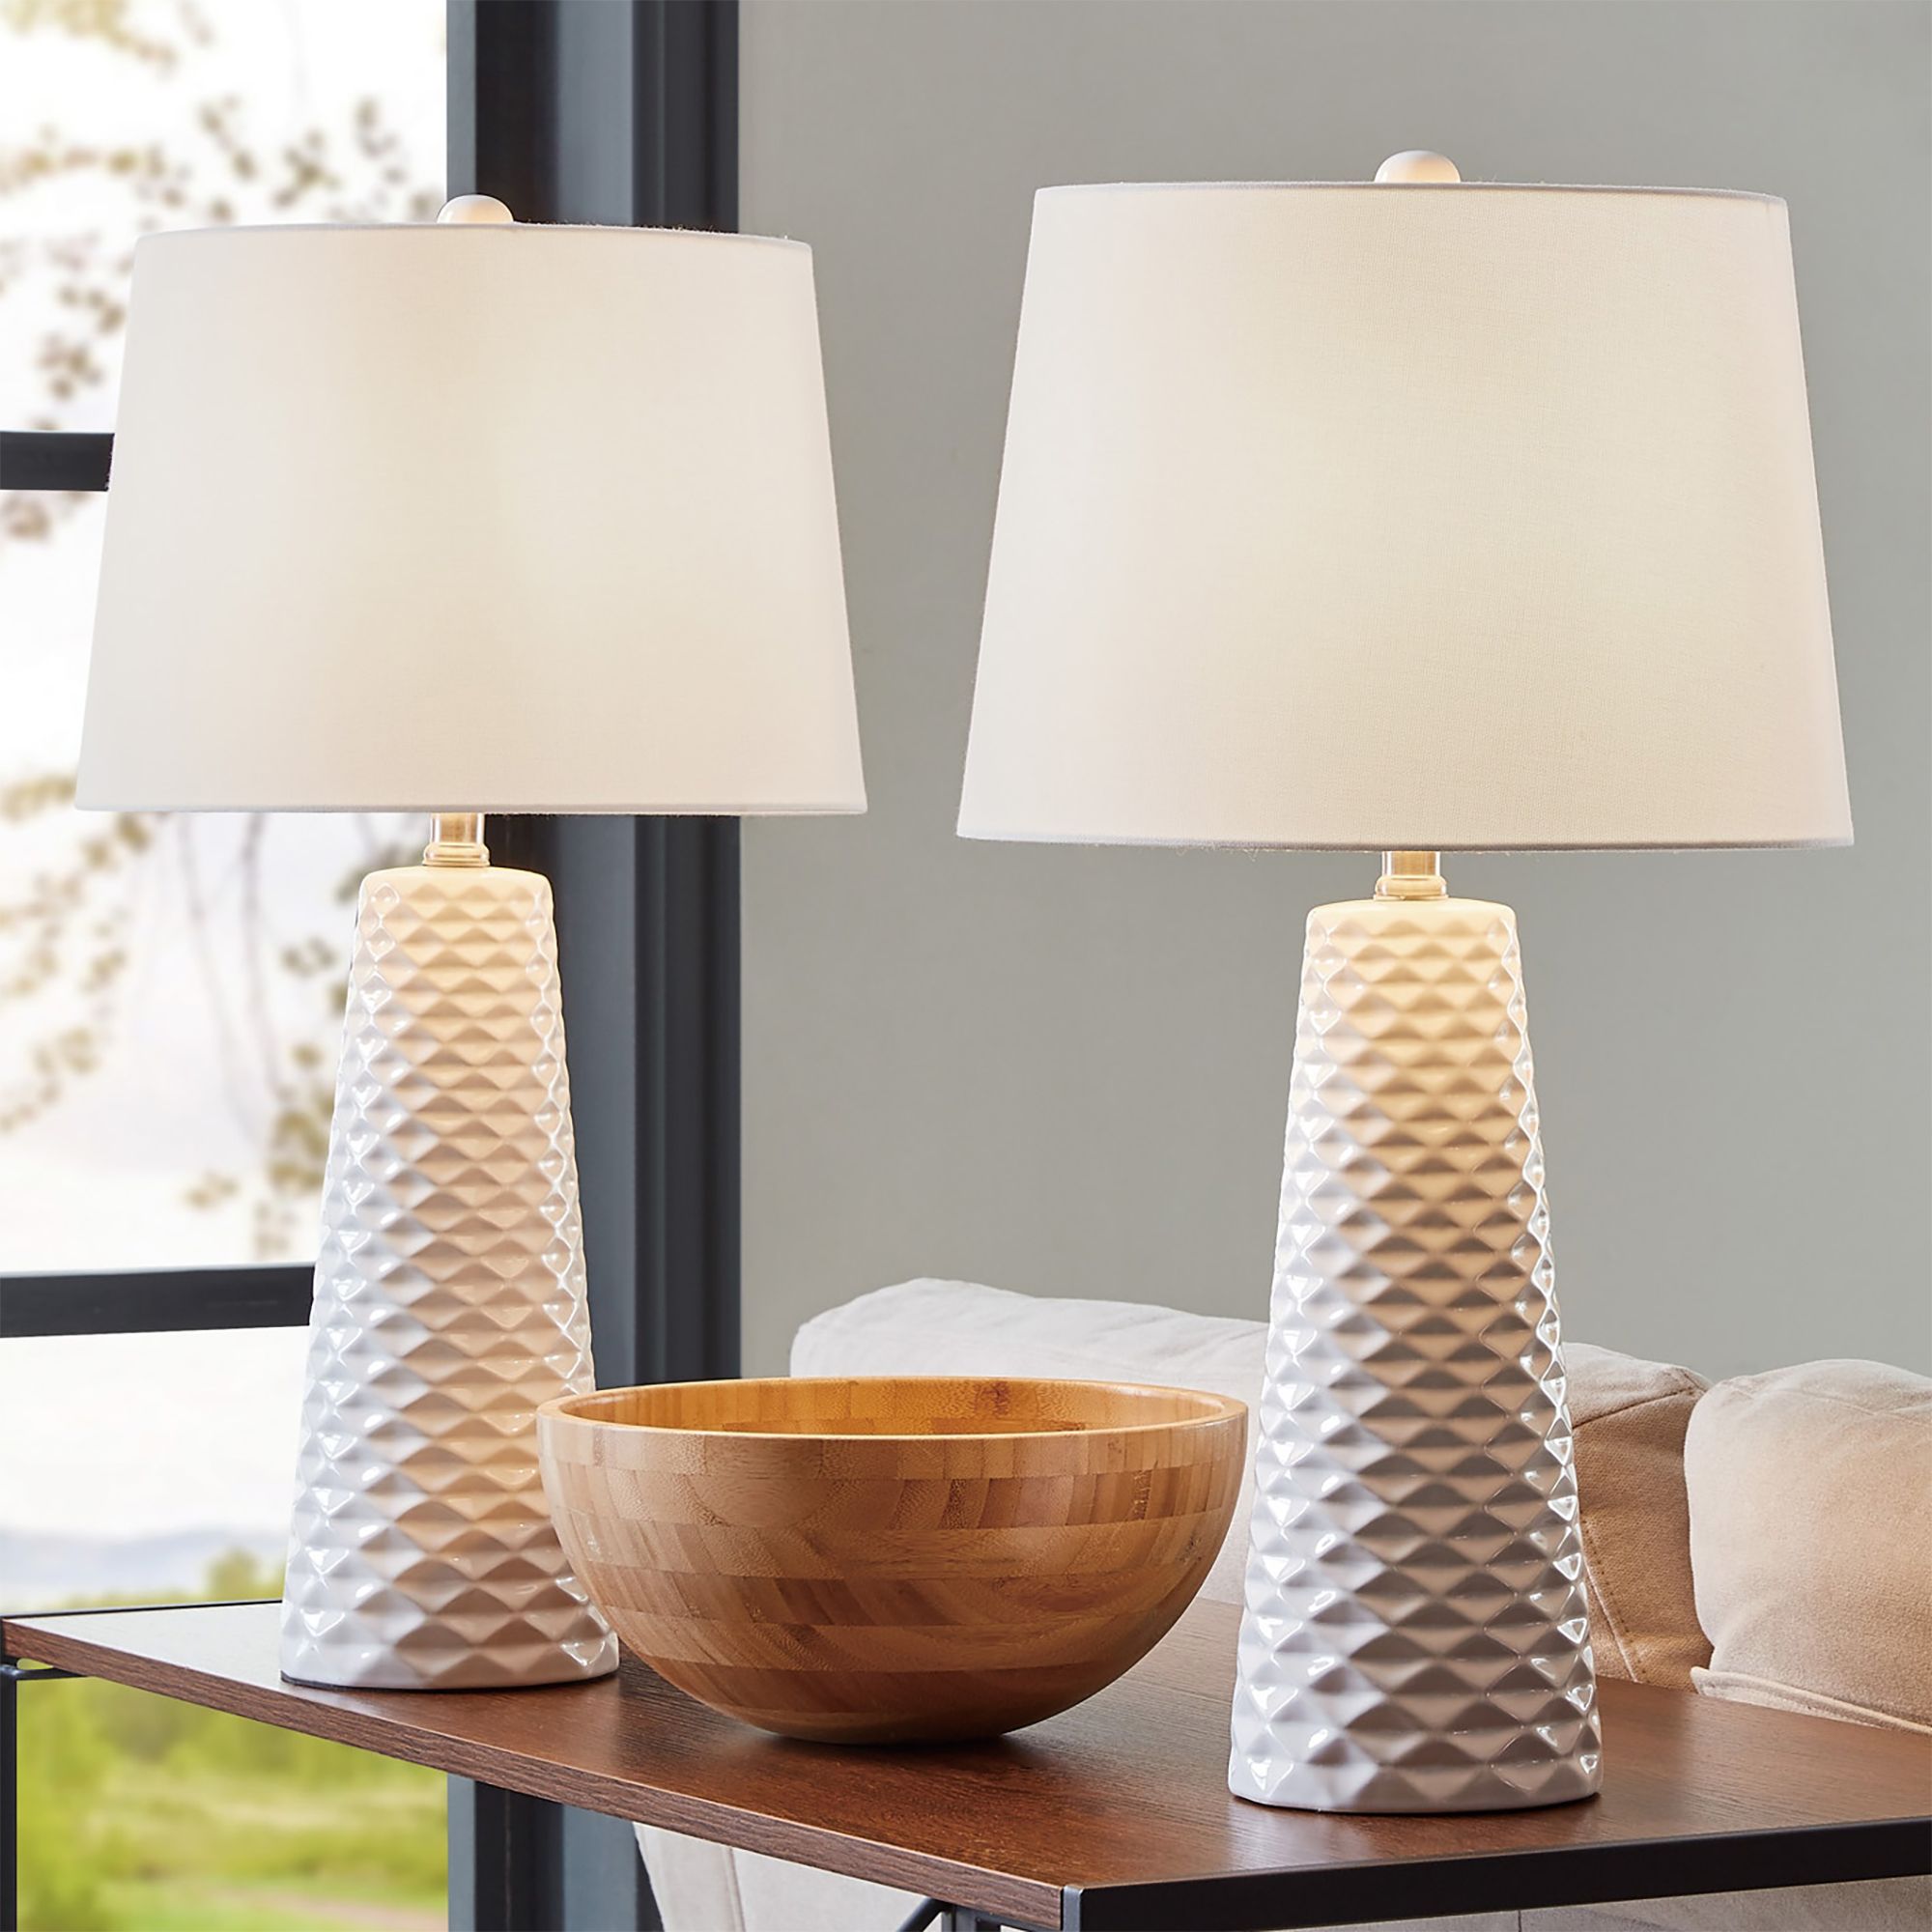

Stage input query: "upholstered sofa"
[{"left": 635, "top": 1280, "right": 1930, "bottom": 1932}]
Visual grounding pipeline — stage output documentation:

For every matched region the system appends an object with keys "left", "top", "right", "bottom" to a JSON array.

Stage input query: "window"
[
  {"left": 5, "top": 9, "right": 740, "bottom": 1927},
  {"left": 0, "top": 0, "right": 440, "bottom": 1274},
  {"left": 3, "top": 7, "right": 448, "bottom": 1928}
]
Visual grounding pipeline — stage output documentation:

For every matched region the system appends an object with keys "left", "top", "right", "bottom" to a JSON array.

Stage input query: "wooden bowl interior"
[{"left": 552, "top": 1376, "right": 1237, "bottom": 1439}]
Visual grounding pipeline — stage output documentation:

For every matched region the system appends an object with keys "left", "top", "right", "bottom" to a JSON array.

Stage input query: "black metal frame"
[
  {"left": 0, "top": 1265, "right": 312, "bottom": 1339},
  {"left": 0, "top": 432, "right": 112, "bottom": 494},
  {"left": 895, "top": 1901, "right": 1015, "bottom": 1932},
  {"left": 1056, "top": 1825, "right": 1932, "bottom": 1930},
  {"left": 1, "top": 4, "right": 742, "bottom": 1929}
]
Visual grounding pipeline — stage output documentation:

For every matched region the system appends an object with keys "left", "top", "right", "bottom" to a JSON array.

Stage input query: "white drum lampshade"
[
  {"left": 960, "top": 159, "right": 1848, "bottom": 1812},
  {"left": 77, "top": 207, "right": 864, "bottom": 1691},
  {"left": 961, "top": 174, "right": 1847, "bottom": 850},
  {"left": 81, "top": 217, "right": 863, "bottom": 814}
]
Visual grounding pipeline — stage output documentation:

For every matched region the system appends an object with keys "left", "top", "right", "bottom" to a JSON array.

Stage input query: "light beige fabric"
[
  {"left": 636, "top": 1827, "right": 751, "bottom": 1932},
  {"left": 1566, "top": 1343, "right": 1711, "bottom": 1689},
  {"left": 635, "top": 1826, "right": 923, "bottom": 1932},
  {"left": 792, "top": 1283, "right": 1712, "bottom": 1631},
  {"left": 1685, "top": 1358, "right": 1932, "bottom": 1731},
  {"left": 1694, "top": 1668, "right": 1932, "bottom": 1734}
]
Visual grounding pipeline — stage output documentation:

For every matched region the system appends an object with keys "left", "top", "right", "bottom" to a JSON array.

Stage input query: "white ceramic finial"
[
  {"left": 1375, "top": 151, "right": 1462, "bottom": 184},
  {"left": 438, "top": 193, "right": 516, "bottom": 224}
]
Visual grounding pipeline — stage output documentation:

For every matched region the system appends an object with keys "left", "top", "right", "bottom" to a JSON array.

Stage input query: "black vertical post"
[
  {"left": 447, "top": 1781, "right": 565, "bottom": 1932},
  {"left": 629, "top": 0, "right": 742, "bottom": 1394},
  {"left": 445, "top": 5, "right": 741, "bottom": 1929},
  {"left": 635, "top": 821, "right": 741, "bottom": 1385},
  {"left": 446, "top": 0, "right": 742, "bottom": 1397},
  {"left": 2, "top": 1664, "right": 16, "bottom": 1932}
]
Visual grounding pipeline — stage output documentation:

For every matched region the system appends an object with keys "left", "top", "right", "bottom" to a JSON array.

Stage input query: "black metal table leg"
[
  {"left": 2, "top": 1649, "right": 82, "bottom": 1932},
  {"left": 894, "top": 1902, "right": 1008, "bottom": 1932},
  {"left": 2, "top": 1655, "right": 15, "bottom": 1932},
  {"left": 450, "top": 1779, "right": 567, "bottom": 1932}
]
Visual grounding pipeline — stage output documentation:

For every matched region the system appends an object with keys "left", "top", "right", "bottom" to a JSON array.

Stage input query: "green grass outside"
[
  {"left": 14, "top": 1558, "right": 445, "bottom": 1932},
  {"left": 95, "top": 1886, "right": 437, "bottom": 1932}
]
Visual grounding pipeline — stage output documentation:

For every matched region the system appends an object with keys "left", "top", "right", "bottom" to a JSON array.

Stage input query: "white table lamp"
[
  {"left": 78, "top": 198, "right": 864, "bottom": 1690},
  {"left": 960, "top": 155, "right": 1848, "bottom": 1811}
]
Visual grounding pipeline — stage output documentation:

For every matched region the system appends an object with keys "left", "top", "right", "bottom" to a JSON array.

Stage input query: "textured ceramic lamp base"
[
  {"left": 279, "top": 854, "right": 617, "bottom": 1690},
  {"left": 1229, "top": 869, "right": 1601, "bottom": 1813}
]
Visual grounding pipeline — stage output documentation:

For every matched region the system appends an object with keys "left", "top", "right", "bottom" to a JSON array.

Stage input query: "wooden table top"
[{"left": 6, "top": 1598, "right": 1926, "bottom": 1931}]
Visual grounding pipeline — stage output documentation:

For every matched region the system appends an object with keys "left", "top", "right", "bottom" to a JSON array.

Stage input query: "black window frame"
[{"left": 2, "top": 6, "right": 741, "bottom": 1926}]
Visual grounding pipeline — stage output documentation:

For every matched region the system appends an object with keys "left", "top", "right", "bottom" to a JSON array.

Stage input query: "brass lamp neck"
[
  {"left": 1376, "top": 850, "right": 1445, "bottom": 899},
  {"left": 424, "top": 812, "right": 489, "bottom": 867}
]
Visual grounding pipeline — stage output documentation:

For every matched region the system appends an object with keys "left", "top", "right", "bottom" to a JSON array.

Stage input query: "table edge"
[
  {"left": 12, "top": 1603, "right": 1929, "bottom": 1932},
  {"left": 1, "top": 1607, "right": 1064, "bottom": 1931},
  {"left": 1065, "top": 1815, "right": 1932, "bottom": 1931}
]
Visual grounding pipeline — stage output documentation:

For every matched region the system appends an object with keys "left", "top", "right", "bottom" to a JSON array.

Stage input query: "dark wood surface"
[{"left": 6, "top": 1600, "right": 1926, "bottom": 1931}]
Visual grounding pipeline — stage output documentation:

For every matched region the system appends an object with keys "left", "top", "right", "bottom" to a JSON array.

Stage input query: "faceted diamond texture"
[
  {"left": 280, "top": 863, "right": 618, "bottom": 1690},
  {"left": 1229, "top": 895, "right": 1601, "bottom": 1812}
]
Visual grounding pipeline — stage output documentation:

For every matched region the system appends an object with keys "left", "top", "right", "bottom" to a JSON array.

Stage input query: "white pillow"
[
  {"left": 793, "top": 1276, "right": 1268, "bottom": 1605},
  {"left": 1686, "top": 1357, "right": 1932, "bottom": 1732}
]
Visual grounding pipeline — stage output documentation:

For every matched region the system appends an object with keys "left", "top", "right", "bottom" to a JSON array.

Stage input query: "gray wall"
[{"left": 737, "top": 0, "right": 1931, "bottom": 1380}]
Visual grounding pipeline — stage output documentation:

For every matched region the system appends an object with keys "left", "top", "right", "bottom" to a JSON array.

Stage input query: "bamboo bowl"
[{"left": 537, "top": 1376, "right": 1245, "bottom": 1743}]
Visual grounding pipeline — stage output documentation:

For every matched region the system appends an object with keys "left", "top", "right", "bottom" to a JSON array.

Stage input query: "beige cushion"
[
  {"left": 636, "top": 1828, "right": 752, "bottom": 1931},
  {"left": 635, "top": 1825, "right": 917, "bottom": 1932},
  {"left": 1567, "top": 1342, "right": 1711, "bottom": 1689},
  {"left": 793, "top": 1278, "right": 1266, "bottom": 1604},
  {"left": 1685, "top": 1358, "right": 1932, "bottom": 1732},
  {"left": 795, "top": 1282, "right": 1713, "bottom": 1639}
]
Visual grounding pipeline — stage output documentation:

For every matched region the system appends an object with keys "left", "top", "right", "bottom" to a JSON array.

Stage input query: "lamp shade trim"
[
  {"left": 1032, "top": 179, "right": 1785, "bottom": 204},
  {"left": 953, "top": 828, "right": 1854, "bottom": 854},
  {"left": 75, "top": 795, "right": 868, "bottom": 816},
  {"left": 132, "top": 217, "right": 812, "bottom": 248}
]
